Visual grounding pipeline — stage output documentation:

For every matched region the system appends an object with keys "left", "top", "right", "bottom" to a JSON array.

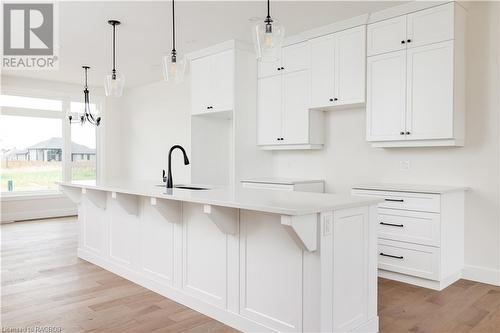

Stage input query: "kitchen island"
[{"left": 59, "top": 181, "right": 382, "bottom": 333}]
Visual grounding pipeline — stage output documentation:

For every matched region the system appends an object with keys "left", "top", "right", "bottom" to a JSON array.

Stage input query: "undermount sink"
[
  {"left": 156, "top": 184, "right": 209, "bottom": 190},
  {"left": 175, "top": 185, "right": 209, "bottom": 190}
]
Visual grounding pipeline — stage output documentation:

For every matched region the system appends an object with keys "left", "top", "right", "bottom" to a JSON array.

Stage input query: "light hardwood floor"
[{"left": 2, "top": 217, "right": 500, "bottom": 333}]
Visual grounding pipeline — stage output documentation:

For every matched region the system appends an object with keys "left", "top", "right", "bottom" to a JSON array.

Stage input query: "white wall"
[
  {"left": 272, "top": 2, "right": 500, "bottom": 283},
  {"left": 111, "top": 79, "right": 192, "bottom": 185}
]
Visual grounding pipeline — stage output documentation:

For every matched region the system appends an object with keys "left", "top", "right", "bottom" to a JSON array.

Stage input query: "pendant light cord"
[
  {"left": 267, "top": 0, "right": 270, "bottom": 19},
  {"left": 112, "top": 23, "right": 116, "bottom": 74},
  {"left": 172, "top": 0, "right": 176, "bottom": 52}
]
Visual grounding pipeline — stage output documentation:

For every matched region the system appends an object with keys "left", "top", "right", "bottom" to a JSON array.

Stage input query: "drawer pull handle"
[
  {"left": 385, "top": 199, "right": 404, "bottom": 202},
  {"left": 380, "top": 252, "right": 404, "bottom": 259},
  {"left": 380, "top": 222, "right": 404, "bottom": 228}
]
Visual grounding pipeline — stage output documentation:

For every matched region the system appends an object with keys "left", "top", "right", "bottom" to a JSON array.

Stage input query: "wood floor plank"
[{"left": 2, "top": 217, "right": 500, "bottom": 332}]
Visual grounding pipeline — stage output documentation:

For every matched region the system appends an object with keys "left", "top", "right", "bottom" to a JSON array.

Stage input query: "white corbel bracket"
[
  {"left": 281, "top": 214, "right": 318, "bottom": 252},
  {"left": 151, "top": 197, "right": 182, "bottom": 224},
  {"left": 59, "top": 185, "right": 82, "bottom": 204},
  {"left": 82, "top": 188, "right": 107, "bottom": 210},
  {"left": 203, "top": 204, "right": 238, "bottom": 235},
  {"left": 112, "top": 192, "right": 140, "bottom": 216}
]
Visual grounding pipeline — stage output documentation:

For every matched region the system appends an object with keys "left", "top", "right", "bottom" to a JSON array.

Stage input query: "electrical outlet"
[
  {"left": 323, "top": 215, "right": 332, "bottom": 236},
  {"left": 400, "top": 160, "right": 410, "bottom": 171}
]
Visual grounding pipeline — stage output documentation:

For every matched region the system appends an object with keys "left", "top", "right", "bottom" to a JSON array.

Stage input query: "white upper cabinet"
[
  {"left": 282, "top": 70, "right": 310, "bottom": 145},
  {"left": 334, "top": 26, "right": 367, "bottom": 107},
  {"left": 366, "top": 50, "right": 407, "bottom": 142},
  {"left": 191, "top": 49, "right": 234, "bottom": 115},
  {"left": 406, "top": 41, "right": 454, "bottom": 140},
  {"left": 257, "top": 75, "right": 282, "bottom": 145},
  {"left": 257, "top": 41, "right": 323, "bottom": 149},
  {"left": 367, "top": 16, "right": 407, "bottom": 56},
  {"left": 406, "top": 3, "right": 454, "bottom": 49},
  {"left": 366, "top": 3, "right": 466, "bottom": 147},
  {"left": 310, "top": 35, "right": 335, "bottom": 109},
  {"left": 282, "top": 42, "right": 309, "bottom": 73},
  {"left": 191, "top": 56, "right": 212, "bottom": 115},
  {"left": 310, "top": 25, "right": 366, "bottom": 110}
]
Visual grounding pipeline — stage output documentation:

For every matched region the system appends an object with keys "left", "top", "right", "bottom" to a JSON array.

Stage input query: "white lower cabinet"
[{"left": 352, "top": 184, "right": 466, "bottom": 290}]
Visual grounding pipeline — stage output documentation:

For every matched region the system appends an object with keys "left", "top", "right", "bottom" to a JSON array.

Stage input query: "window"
[
  {"left": 71, "top": 119, "right": 97, "bottom": 181},
  {"left": 0, "top": 93, "right": 101, "bottom": 195},
  {"left": 1, "top": 115, "right": 63, "bottom": 192}
]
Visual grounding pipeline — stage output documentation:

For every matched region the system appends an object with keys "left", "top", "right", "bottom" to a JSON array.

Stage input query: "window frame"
[{"left": 1, "top": 87, "right": 105, "bottom": 198}]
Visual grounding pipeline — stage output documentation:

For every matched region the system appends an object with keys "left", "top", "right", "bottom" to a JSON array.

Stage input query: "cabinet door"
[
  {"left": 366, "top": 50, "right": 406, "bottom": 142},
  {"left": 190, "top": 56, "right": 211, "bottom": 115},
  {"left": 282, "top": 70, "right": 310, "bottom": 145},
  {"left": 367, "top": 16, "right": 407, "bottom": 56},
  {"left": 406, "top": 41, "right": 453, "bottom": 140},
  {"left": 310, "top": 34, "right": 335, "bottom": 109},
  {"left": 258, "top": 58, "right": 281, "bottom": 78},
  {"left": 257, "top": 75, "right": 282, "bottom": 145},
  {"left": 334, "top": 26, "right": 366, "bottom": 106},
  {"left": 407, "top": 3, "right": 454, "bottom": 49},
  {"left": 210, "top": 50, "right": 234, "bottom": 112},
  {"left": 282, "top": 42, "right": 309, "bottom": 73}
]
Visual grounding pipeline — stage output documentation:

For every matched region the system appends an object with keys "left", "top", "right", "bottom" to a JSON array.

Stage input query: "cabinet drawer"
[
  {"left": 352, "top": 189, "right": 440, "bottom": 213},
  {"left": 378, "top": 208, "right": 440, "bottom": 246},
  {"left": 378, "top": 239, "right": 439, "bottom": 280}
]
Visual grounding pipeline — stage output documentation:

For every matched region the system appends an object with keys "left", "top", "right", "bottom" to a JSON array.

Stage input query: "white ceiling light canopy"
[{"left": 252, "top": 0, "right": 285, "bottom": 62}]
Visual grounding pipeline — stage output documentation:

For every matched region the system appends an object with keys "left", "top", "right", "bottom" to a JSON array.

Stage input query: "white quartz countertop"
[
  {"left": 240, "top": 178, "right": 324, "bottom": 185},
  {"left": 353, "top": 183, "right": 469, "bottom": 194},
  {"left": 58, "top": 180, "right": 381, "bottom": 216}
]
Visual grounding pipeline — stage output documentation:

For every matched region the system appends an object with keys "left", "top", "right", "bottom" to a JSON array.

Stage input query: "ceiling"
[{"left": 2, "top": 1, "right": 405, "bottom": 88}]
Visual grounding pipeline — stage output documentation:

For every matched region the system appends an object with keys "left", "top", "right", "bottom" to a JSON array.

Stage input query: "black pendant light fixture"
[
  {"left": 104, "top": 19, "right": 125, "bottom": 96},
  {"left": 69, "top": 66, "right": 101, "bottom": 126},
  {"left": 163, "top": 0, "right": 186, "bottom": 83},
  {"left": 252, "top": 0, "right": 285, "bottom": 62}
]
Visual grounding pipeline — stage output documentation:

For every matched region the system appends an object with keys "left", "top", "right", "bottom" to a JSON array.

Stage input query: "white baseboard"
[
  {"left": 0, "top": 208, "right": 77, "bottom": 223},
  {"left": 462, "top": 265, "right": 500, "bottom": 286},
  {"left": 378, "top": 269, "right": 461, "bottom": 291}
]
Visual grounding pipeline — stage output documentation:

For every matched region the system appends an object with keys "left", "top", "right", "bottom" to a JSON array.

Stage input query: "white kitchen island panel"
[
  {"left": 240, "top": 211, "right": 304, "bottom": 332},
  {"left": 61, "top": 181, "right": 381, "bottom": 333}
]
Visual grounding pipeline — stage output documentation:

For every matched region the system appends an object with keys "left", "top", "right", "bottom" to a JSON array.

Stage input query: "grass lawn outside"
[{"left": 1, "top": 162, "right": 96, "bottom": 192}]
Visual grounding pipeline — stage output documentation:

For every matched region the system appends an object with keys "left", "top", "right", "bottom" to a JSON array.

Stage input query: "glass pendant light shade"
[
  {"left": 163, "top": 0, "right": 185, "bottom": 84},
  {"left": 104, "top": 71, "right": 125, "bottom": 97},
  {"left": 162, "top": 55, "right": 186, "bottom": 83},
  {"left": 253, "top": 18, "right": 285, "bottom": 62}
]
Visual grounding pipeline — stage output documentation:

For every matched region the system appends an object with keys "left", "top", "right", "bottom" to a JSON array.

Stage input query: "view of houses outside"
[{"left": 0, "top": 115, "right": 96, "bottom": 193}]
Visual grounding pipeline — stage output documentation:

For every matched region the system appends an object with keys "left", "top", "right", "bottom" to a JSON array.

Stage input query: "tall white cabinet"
[
  {"left": 366, "top": 3, "right": 466, "bottom": 147},
  {"left": 188, "top": 41, "right": 272, "bottom": 186}
]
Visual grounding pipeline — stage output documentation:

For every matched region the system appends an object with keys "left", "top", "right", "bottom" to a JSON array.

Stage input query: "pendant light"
[
  {"left": 69, "top": 66, "right": 101, "bottom": 126},
  {"left": 252, "top": 0, "right": 285, "bottom": 62},
  {"left": 163, "top": 0, "right": 186, "bottom": 83},
  {"left": 104, "top": 20, "right": 125, "bottom": 96}
]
